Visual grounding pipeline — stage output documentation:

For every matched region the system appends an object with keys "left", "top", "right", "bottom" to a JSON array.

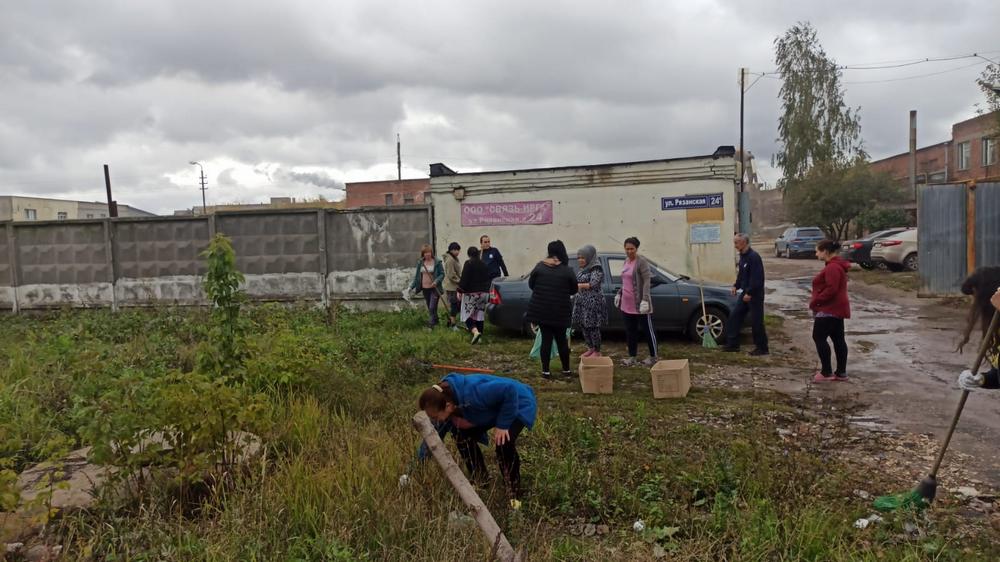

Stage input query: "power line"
[
  {"left": 843, "top": 60, "right": 988, "bottom": 84},
  {"left": 753, "top": 59, "right": 989, "bottom": 85},
  {"left": 753, "top": 51, "right": 1000, "bottom": 77}
]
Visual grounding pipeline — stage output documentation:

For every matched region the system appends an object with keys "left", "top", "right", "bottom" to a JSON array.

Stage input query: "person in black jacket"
[
  {"left": 459, "top": 246, "right": 492, "bottom": 344},
  {"left": 724, "top": 233, "right": 769, "bottom": 355},
  {"left": 525, "top": 240, "right": 579, "bottom": 378},
  {"left": 480, "top": 235, "right": 509, "bottom": 280}
]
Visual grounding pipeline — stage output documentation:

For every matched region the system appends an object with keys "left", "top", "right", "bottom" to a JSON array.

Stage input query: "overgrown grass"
[
  {"left": 2, "top": 306, "right": 998, "bottom": 560},
  {"left": 852, "top": 269, "right": 921, "bottom": 293}
]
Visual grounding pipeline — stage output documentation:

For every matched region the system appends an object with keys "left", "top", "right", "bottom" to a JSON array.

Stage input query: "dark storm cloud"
[{"left": 0, "top": 0, "right": 997, "bottom": 213}]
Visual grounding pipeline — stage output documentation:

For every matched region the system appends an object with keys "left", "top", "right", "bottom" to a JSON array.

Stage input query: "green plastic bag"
[{"left": 529, "top": 327, "right": 571, "bottom": 359}]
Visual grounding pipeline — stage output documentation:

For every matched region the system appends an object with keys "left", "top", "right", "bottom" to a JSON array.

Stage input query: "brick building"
[
  {"left": 951, "top": 112, "right": 999, "bottom": 182},
  {"left": 344, "top": 178, "right": 429, "bottom": 208},
  {"left": 869, "top": 142, "right": 950, "bottom": 187},
  {"left": 870, "top": 111, "right": 999, "bottom": 191}
]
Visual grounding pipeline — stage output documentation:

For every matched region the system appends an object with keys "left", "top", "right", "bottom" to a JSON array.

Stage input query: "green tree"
[
  {"left": 199, "top": 234, "right": 247, "bottom": 378},
  {"left": 774, "top": 22, "right": 866, "bottom": 184},
  {"left": 784, "top": 162, "right": 898, "bottom": 241},
  {"left": 855, "top": 208, "right": 912, "bottom": 237},
  {"left": 977, "top": 62, "right": 1000, "bottom": 135}
]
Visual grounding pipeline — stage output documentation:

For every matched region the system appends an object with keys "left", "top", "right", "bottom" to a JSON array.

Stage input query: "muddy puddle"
[{"left": 760, "top": 258, "right": 1000, "bottom": 482}]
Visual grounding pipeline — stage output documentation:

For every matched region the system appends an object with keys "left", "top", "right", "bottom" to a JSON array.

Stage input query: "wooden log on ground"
[{"left": 411, "top": 411, "right": 522, "bottom": 562}]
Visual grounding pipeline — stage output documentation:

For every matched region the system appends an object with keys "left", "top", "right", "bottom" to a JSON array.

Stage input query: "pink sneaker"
[
  {"left": 591, "top": 351, "right": 602, "bottom": 357},
  {"left": 813, "top": 372, "right": 836, "bottom": 383},
  {"left": 581, "top": 349, "right": 595, "bottom": 358}
]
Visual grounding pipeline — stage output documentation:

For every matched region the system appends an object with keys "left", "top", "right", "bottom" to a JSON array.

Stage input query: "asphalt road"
[{"left": 761, "top": 253, "right": 1000, "bottom": 483}]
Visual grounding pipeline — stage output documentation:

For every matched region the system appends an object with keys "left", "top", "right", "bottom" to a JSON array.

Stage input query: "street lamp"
[{"left": 189, "top": 161, "right": 207, "bottom": 214}]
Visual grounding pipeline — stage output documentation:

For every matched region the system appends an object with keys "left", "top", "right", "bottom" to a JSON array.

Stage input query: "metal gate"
[
  {"left": 975, "top": 182, "right": 1000, "bottom": 269},
  {"left": 918, "top": 184, "right": 966, "bottom": 295}
]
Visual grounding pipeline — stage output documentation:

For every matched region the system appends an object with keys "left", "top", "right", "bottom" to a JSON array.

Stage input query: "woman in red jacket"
[{"left": 810, "top": 239, "right": 851, "bottom": 382}]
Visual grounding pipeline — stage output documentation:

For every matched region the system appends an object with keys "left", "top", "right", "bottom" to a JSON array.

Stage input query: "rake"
[{"left": 873, "top": 309, "right": 1000, "bottom": 511}]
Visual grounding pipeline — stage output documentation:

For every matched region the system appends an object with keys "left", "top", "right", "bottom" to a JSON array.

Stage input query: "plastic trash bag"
[{"left": 529, "top": 327, "right": 571, "bottom": 359}]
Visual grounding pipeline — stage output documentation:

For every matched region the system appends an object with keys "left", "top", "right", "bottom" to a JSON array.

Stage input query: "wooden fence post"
[
  {"left": 967, "top": 180, "right": 977, "bottom": 275},
  {"left": 411, "top": 411, "right": 522, "bottom": 562}
]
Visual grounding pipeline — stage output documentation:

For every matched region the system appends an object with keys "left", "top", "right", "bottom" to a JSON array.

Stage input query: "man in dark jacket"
[
  {"left": 480, "top": 235, "right": 509, "bottom": 280},
  {"left": 525, "top": 240, "right": 578, "bottom": 378},
  {"left": 724, "top": 233, "right": 769, "bottom": 355}
]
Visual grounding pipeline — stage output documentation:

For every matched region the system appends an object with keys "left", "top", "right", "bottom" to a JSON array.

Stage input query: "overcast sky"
[{"left": 2, "top": 0, "right": 997, "bottom": 214}]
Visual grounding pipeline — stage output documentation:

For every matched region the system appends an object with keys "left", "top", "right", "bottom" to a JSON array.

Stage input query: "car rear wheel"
[
  {"left": 903, "top": 253, "right": 918, "bottom": 272},
  {"left": 688, "top": 306, "right": 728, "bottom": 344}
]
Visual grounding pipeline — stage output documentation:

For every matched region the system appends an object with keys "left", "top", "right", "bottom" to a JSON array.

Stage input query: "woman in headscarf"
[{"left": 573, "top": 245, "right": 608, "bottom": 357}]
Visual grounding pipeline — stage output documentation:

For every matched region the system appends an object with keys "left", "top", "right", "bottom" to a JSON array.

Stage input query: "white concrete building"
[
  {"left": 0, "top": 195, "right": 154, "bottom": 222},
  {"left": 428, "top": 148, "right": 740, "bottom": 283}
]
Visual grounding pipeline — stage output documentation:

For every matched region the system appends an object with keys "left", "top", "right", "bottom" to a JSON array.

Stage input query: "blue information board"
[
  {"left": 661, "top": 193, "right": 724, "bottom": 211},
  {"left": 690, "top": 223, "right": 722, "bottom": 244}
]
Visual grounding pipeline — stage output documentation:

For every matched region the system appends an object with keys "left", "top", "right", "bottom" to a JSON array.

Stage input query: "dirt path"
[{"left": 760, "top": 254, "right": 1000, "bottom": 483}]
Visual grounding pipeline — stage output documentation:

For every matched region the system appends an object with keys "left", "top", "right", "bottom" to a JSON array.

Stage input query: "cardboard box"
[
  {"left": 650, "top": 359, "right": 690, "bottom": 399},
  {"left": 579, "top": 356, "right": 614, "bottom": 394}
]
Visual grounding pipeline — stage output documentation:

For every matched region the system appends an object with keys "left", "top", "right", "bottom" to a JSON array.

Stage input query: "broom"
[
  {"left": 873, "top": 309, "right": 1000, "bottom": 511},
  {"left": 696, "top": 257, "right": 718, "bottom": 349}
]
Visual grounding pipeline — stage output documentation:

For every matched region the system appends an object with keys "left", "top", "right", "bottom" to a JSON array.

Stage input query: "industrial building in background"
[
  {"left": 869, "top": 110, "right": 999, "bottom": 199},
  {"left": 429, "top": 147, "right": 739, "bottom": 284},
  {"left": 173, "top": 196, "right": 345, "bottom": 216},
  {"left": 0, "top": 195, "right": 154, "bottom": 222},
  {"left": 344, "top": 178, "right": 429, "bottom": 208}
]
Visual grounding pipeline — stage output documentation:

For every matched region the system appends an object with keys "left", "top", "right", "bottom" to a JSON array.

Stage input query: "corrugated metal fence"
[
  {"left": 918, "top": 182, "right": 1000, "bottom": 296},
  {"left": 0, "top": 206, "right": 433, "bottom": 311}
]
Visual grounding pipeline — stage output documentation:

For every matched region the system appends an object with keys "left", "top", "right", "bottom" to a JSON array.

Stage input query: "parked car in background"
[
  {"left": 843, "top": 227, "right": 912, "bottom": 270},
  {"left": 774, "top": 227, "right": 827, "bottom": 258},
  {"left": 870, "top": 229, "right": 918, "bottom": 271},
  {"left": 486, "top": 252, "right": 739, "bottom": 343}
]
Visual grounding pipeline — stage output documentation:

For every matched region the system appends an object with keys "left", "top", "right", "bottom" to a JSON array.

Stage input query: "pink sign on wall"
[{"left": 460, "top": 200, "right": 553, "bottom": 227}]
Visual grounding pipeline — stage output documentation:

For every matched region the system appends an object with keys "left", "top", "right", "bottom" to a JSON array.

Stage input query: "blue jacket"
[
  {"left": 445, "top": 373, "right": 537, "bottom": 430},
  {"left": 734, "top": 248, "right": 765, "bottom": 299},
  {"left": 482, "top": 248, "right": 509, "bottom": 279},
  {"left": 416, "top": 373, "right": 537, "bottom": 461}
]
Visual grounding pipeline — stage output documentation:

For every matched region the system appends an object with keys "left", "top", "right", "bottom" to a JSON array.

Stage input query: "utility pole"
[
  {"left": 739, "top": 68, "right": 746, "bottom": 196},
  {"left": 189, "top": 161, "right": 207, "bottom": 214},
  {"left": 397, "top": 133, "right": 402, "bottom": 181},
  {"left": 909, "top": 110, "right": 917, "bottom": 201},
  {"left": 103, "top": 164, "right": 118, "bottom": 217},
  {"left": 737, "top": 67, "right": 750, "bottom": 236}
]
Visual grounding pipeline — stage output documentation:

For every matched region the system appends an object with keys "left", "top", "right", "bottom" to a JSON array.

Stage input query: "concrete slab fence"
[{"left": 0, "top": 206, "right": 433, "bottom": 312}]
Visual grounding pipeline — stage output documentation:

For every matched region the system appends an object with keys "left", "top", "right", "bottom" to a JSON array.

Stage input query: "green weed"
[{"left": 0, "top": 303, "right": 997, "bottom": 560}]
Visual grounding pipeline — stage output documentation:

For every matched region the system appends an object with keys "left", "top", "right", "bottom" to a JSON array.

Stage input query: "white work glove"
[
  {"left": 614, "top": 292, "right": 622, "bottom": 308},
  {"left": 639, "top": 300, "right": 650, "bottom": 315},
  {"left": 958, "top": 369, "right": 984, "bottom": 391}
]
